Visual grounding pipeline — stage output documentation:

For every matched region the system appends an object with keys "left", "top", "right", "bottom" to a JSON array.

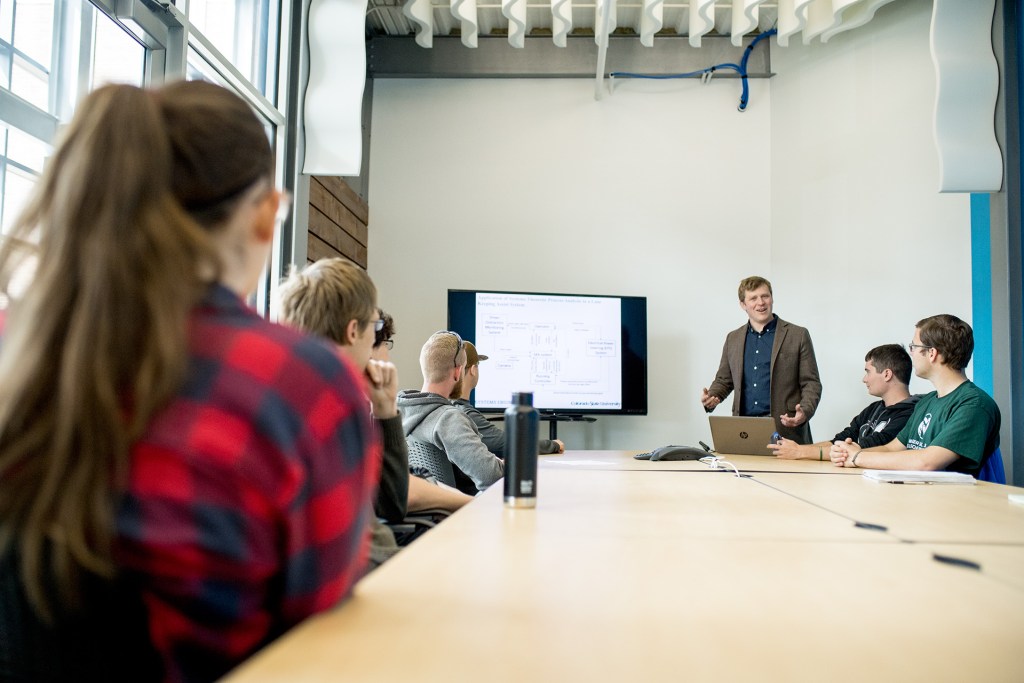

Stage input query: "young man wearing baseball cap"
[
  {"left": 449, "top": 341, "right": 565, "bottom": 456},
  {"left": 398, "top": 332, "right": 505, "bottom": 492}
]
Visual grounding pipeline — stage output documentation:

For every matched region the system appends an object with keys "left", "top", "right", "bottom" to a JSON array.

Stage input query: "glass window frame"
[
  {"left": 0, "top": 0, "right": 298, "bottom": 317},
  {"left": 184, "top": 23, "right": 289, "bottom": 316}
]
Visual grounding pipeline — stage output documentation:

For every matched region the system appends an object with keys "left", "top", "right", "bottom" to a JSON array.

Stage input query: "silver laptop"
[{"left": 708, "top": 416, "right": 778, "bottom": 456}]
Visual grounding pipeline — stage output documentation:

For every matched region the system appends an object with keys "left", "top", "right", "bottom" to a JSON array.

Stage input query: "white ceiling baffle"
[
  {"left": 689, "top": 0, "right": 715, "bottom": 47},
  {"left": 821, "top": 0, "right": 896, "bottom": 42},
  {"left": 402, "top": 0, "right": 433, "bottom": 47},
  {"left": 776, "top": 0, "right": 812, "bottom": 47},
  {"left": 304, "top": 0, "right": 367, "bottom": 175},
  {"left": 930, "top": 0, "right": 1002, "bottom": 192},
  {"left": 640, "top": 0, "right": 664, "bottom": 48},
  {"left": 803, "top": 0, "right": 842, "bottom": 43},
  {"left": 372, "top": 0, "right": 915, "bottom": 50},
  {"left": 450, "top": 0, "right": 479, "bottom": 46},
  {"left": 502, "top": 0, "right": 527, "bottom": 47},
  {"left": 551, "top": 0, "right": 572, "bottom": 47},
  {"left": 731, "top": 0, "right": 766, "bottom": 47}
]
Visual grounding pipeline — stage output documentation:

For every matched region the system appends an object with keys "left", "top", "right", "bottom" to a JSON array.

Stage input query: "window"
[
  {"left": 0, "top": 124, "right": 49, "bottom": 232},
  {"left": 90, "top": 8, "right": 144, "bottom": 88},
  {"left": 186, "top": 0, "right": 279, "bottom": 98},
  {"left": 1, "top": 0, "right": 149, "bottom": 231},
  {"left": 3, "top": 0, "right": 55, "bottom": 112},
  {"left": 0, "top": 0, "right": 295, "bottom": 315},
  {"left": 185, "top": 6, "right": 290, "bottom": 315}
]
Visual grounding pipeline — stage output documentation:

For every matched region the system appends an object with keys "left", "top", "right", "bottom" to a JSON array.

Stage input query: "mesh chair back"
[{"left": 406, "top": 438, "right": 456, "bottom": 487}]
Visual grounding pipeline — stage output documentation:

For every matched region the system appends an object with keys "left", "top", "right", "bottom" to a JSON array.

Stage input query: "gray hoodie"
[
  {"left": 451, "top": 398, "right": 561, "bottom": 457},
  {"left": 397, "top": 390, "right": 504, "bottom": 492}
]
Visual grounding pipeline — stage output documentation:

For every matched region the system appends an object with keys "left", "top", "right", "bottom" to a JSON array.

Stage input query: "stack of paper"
[{"left": 861, "top": 470, "right": 976, "bottom": 485}]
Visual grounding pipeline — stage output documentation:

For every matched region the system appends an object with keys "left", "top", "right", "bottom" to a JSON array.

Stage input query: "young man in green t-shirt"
[{"left": 829, "top": 314, "right": 1000, "bottom": 474}]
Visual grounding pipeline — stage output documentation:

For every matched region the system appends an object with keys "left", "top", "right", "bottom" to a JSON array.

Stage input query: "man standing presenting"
[
  {"left": 830, "top": 314, "right": 1000, "bottom": 474},
  {"left": 701, "top": 276, "right": 822, "bottom": 443}
]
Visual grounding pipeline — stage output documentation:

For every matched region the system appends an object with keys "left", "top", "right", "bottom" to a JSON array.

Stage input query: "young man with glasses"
[
  {"left": 277, "top": 259, "right": 404, "bottom": 568},
  {"left": 398, "top": 331, "right": 505, "bottom": 492},
  {"left": 830, "top": 315, "right": 1000, "bottom": 474},
  {"left": 374, "top": 309, "right": 396, "bottom": 352},
  {"left": 278, "top": 260, "right": 471, "bottom": 570},
  {"left": 768, "top": 344, "right": 918, "bottom": 460},
  {"left": 372, "top": 310, "right": 473, "bottom": 514}
]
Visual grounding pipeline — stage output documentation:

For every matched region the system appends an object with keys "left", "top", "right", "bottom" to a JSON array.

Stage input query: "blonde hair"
[
  {"left": 0, "top": 81, "right": 273, "bottom": 619},
  {"left": 420, "top": 332, "right": 467, "bottom": 384},
  {"left": 277, "top": 258, "right": 377, "bottom": 345}
]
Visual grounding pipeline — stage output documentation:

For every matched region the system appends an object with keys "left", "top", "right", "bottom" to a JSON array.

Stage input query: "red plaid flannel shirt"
[{"left": 114, "top": 284, "right": 381, "bottom": 682}]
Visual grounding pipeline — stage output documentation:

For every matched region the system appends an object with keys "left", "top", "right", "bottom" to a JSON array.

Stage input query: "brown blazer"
[{"left": 707, "top": 317, "right": 822, "bottom": 443}]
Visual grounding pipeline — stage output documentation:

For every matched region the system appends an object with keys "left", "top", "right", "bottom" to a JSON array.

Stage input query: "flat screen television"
[{"left": 447, "top": 289, "right": 648, "bottom": 416}]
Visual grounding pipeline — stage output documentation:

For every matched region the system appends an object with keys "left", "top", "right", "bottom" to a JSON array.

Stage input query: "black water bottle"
[{"left": 504, "top": 392, "right": 539, "bottom": 508}]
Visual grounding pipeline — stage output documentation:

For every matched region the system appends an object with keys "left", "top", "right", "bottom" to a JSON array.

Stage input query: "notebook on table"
[
  {"left": 708, "top": 416, "right": 777, "bottom": 456},
  {"left": 861, "top": 470, "right": 976, "bottom": 485}
]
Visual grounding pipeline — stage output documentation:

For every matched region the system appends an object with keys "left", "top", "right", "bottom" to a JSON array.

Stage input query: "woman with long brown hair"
[{"left": 0, "top": 81, "right": 380, "bottom": 682}]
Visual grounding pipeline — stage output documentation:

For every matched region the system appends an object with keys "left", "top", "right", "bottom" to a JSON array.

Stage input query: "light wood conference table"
[
  {"left": 752, "top": 471, "right": 1024, "bottom": 545},
  {"left": 543, "top": 449, "right": 864, "bottom": 474},
  {"left": 917, "top": 544, "right": 1024, "bottom": 592},
  {"left": 224, "top": 451, "right": 1024, "bottom": 682}
]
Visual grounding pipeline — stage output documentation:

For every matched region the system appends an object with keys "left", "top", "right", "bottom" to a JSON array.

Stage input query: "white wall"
[
  {"left": 367, "top": 0, "right": 971, "bottom": 451},
  {"left": 769, "top": 0, "right": 971, "bottom": 434}
]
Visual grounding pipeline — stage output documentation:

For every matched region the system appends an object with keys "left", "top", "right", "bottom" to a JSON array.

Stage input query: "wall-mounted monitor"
[{"left": 447, "top": 289, "right": 648, "bottom": 416}]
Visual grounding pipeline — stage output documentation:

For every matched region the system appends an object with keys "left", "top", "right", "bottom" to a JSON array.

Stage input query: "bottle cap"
[{"left": 512, "top": 392, "right": 533, "bottom": 406}]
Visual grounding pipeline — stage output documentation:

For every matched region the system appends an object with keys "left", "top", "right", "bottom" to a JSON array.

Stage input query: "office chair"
[
  {"left": 406, "top": 438, "right": 457, "bottom": 488},
  {"left": 977, "top": 447, "right": 1006, "bottom": 484},
  {"left": 0, "top": 547, "right": 161, "bottom": 682},
  {"left": 386, "top": 508, "right": 452, "bottom": 547},
  {"left": 406, "top": 439, "right": 479, "bottom": 496}
]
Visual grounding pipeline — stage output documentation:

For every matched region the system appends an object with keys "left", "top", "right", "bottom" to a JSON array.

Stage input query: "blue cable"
[
  {"left": 737, "top": 28, "right": 777, "bottom": 110},
  {"left": 609, "top": 28, "right": 778, "bottom": 112}
]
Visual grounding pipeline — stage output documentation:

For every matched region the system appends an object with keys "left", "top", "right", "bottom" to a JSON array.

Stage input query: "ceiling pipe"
[{"left": 594, "top": 0, "right": 613, "bottom": 100}]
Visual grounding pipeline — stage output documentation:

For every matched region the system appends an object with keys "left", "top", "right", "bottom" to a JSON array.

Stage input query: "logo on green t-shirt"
[{"left": 917, "top": 413, "right": 932, "bottom": 440}]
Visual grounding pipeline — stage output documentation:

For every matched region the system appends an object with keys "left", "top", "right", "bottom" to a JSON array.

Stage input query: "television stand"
[{"left": 539, "top": 413, "right": 597, "bottom": 441}]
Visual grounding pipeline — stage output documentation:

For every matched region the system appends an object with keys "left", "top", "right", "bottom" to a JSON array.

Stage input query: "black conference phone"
[{"left": 633, "top": 445, "right": 710, "bottom": 461}]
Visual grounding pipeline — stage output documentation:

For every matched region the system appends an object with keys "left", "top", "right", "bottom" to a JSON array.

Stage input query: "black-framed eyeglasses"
[
  {"left": 435, "top": 330, "right": 463, "bottom": 367},
  {"left": 377, "top": 339, "right": 394, "bottom": 350},
  {"left": 908, "top": 342, "right": 933, "bottom": 353}
]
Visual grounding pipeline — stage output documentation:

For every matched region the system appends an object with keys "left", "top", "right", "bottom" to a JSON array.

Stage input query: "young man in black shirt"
[{"left": 768, "top": 344, "right": 917, "bottom": 461}]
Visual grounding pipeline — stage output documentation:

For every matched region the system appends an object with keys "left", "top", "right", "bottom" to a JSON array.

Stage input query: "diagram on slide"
[{"left": 473, "top": 293, "right": 622, "bottom": 410}]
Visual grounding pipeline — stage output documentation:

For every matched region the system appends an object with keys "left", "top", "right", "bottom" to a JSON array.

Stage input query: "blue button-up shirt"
[{"left": 741, "top": 315, "right": 776, "bottom": 417}]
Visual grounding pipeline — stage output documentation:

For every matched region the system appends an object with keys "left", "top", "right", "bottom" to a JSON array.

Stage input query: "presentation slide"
[{"left": 472, "top": 292, "right": 622, "bottom": 410}]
